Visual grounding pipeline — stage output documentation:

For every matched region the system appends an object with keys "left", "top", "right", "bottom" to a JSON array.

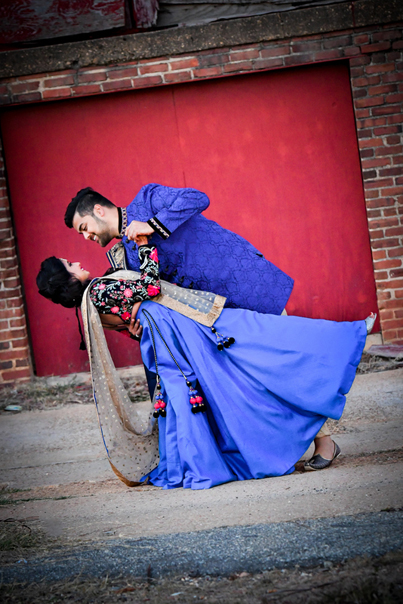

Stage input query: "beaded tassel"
[
  {"left": 153, "top": 380, "right": 167, "bottom": 418},
  {"left": 187, "top": 381, "right": 206, "bottom": 414},
  {"left": 143, "top": 308, "right": 209, "bottom": 418},
  {"left": 211, "top": 326, "right": 235, "bottom": 351}
]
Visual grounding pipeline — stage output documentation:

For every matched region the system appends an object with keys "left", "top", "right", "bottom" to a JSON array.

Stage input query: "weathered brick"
[
  {"left": 323, "top": 35, "right": 351, "bottom": 48},
  {"left": 292, "top": 41, "right": 322, "bottom": 53},
  {"left": 355, "top": 96, "right": 385, "bottom": 109},
  {"left": 374, "top": 258, "right": 401, "bottom": 269},
  {"left": 194, "top": 67, "right": 223, "bottom": 78},
  {"left": 13, "top": 92, "right": 42, "bottom": 103},
  {"left": 369, "top": 229, "right": 384, "bottom": 240},
  {"left": 379, "top": 309, "right": 394, "bottom": 320},
  {"left": 381, "top": 187, "right": 403, "bottom": 196},
  {"left": 44, "top": 75, "right": 75, "bottom": 88},
  {"left": 364, "top": 178, "right": 394, "bottom": 189},
  {"left": 11, "top": 336, "right": 29, "bottom": 348},
  {"left": 361, "top": 42, "right": 391, "bottom": 54},
  {"left": 107, "top": 67, "right": 139, "bottom": 80},
  {"left": 350, "top": 56, "right": 371, "bottom": 67},
  {"left": 373, "top": 125, "right": 401, "bottom": 135},
  {"left": 353, "top": 89, "right": 368, "bottom": 100},
  {"left": 260, "top": 46, "right": 290, "bottom": 58},
  {"left": 384, "top": 208, "right": 398, "bottom": 217},
  {"left": 284, "top": 53, "right": 315, "bottom": 66},
  {"left": 164, "top": 71, "right": 193, "bottom": 83},
  {"left": 0, "top": 348, "right": 26, "bottom": 361},
  {"left": 382, "top": 299, "right": 403, "bottom": 309},
  {"left": 389, "top": 246, "right": 403, "bottom": 258},
  {"left": 131, "top": 75, "right": 163, "bottom": 88},
  {"left": 350, "top": 66, "right": 365, "bottom": 78},
  {"left": 386, "top": 93, "right": 403, "bottom": 104},
  {"left": 375, "top": 144, "right": 403, "bottom": 156},
  {"left": 354, "top": 34, "right": 370, "bottom": 45},
  {"left": 358, "top": 137, "right": 384, "bottom": 148},
  {"left": 77, "top": 71, "right": 107, "bottom": 83},
  {"left": 16, "top": 358, "right": 30, "bottom": 368},
  {"left": 252, "top": 58, "right": 283, "bottom": 70},
  {"left": 382, "top": 72, "right": 403, "bottom": 83},
  {"left": 169, "top": 58, "right": 199, "bottom": 70},
  {"left": 379, "top": 317, "right": 403, "bottom": 330},
  {"left": 0, "top": 360, "right": 13, "bottom": 370},
  {"left": 385, "top": 226, "right": 403, "bottom": 237},
  {"left": 368, "top": 84, "right": 397, "bottom": 96},
  {"left": 10, "top": 81, "right": 40, "bottom": 94},
  {"left": 362, "top": 158, "right": 391, "bottom": 168},
  {"left": 197, "top": 54, "right": 228, "bottom": 68},
  {"left": 223, "top": 61, "right": 253, "bottom": 73},
  {"left": 352, "top": 75, "right": 381, "bottom": 88},
  {"left": 1, "top": 367, "right": 31, "bottom": 381},
  {"left": 42, "top": 88, "right": 71, "bottom": 99},
  {"left": 379, "top": 168, "right": 403, "bottom": 179},
  {"left": 377, "top": 290, "right": 392, "bottom": 300},
  {"left": 373, "top": 30, "right": 402, "bottom": 42},
  {"left": 366, "top": 63, "right": 395, "bottom": 75},
  {"left": 390, "top": 268, "right": 403, "bottom": 278},
  {"left": 230, "top": 49, "right": 260, "bottom": 61},
  {"left": 313, "top": 49, "right": 343, "bottom": 61},
  {"left": 139, "top": 63, "right": 169, "bottom": 75},
  {"left": 6, "top": 298, "right": 23, "bottom": 308},
  {"left": 9, "top": 317, "right": 26, "bottom": 328},
  {"left": 372, "top": 250, "right": 387, "bottom": 260},
  {"left": 355, "top": 109, "right": 371, "bottom": 118},
  {"left": 360, "top": 148, "right": 374, "bottom": 158},
  {"left": 72, "top": 84, "right": 102, "bottom": 96},
  {"left": 102, "top": 80, "right": 134, "bottom": 92}
]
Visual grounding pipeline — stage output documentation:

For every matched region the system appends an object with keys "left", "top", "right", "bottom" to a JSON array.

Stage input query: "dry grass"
[{"left": 0, "top": 552, "right": 401, "bottom": 603}]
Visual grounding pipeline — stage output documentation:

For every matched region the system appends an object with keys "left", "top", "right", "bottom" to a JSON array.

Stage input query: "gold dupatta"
[{"left": 81, "top": 271, "right": 226, "bottom": 486}]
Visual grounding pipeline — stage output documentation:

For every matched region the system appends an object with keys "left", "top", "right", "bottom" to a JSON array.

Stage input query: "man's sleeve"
[{"left": 145, "top": 184, "right": 210, "bottom": 240}]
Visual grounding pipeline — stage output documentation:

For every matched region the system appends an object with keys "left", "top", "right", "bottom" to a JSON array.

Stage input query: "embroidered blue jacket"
[{"left": 119, "top": 184, "right": 293, "bottom": 315}]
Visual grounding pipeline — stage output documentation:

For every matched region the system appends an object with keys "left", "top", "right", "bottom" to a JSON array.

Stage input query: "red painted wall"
[{"left": 0, "top": 62, "right": 378, "bottom": 376}]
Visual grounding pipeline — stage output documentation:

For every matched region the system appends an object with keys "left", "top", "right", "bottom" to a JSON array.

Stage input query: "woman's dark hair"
[{"left": 36, "top": 257, "right": 89, "bottom": 309}]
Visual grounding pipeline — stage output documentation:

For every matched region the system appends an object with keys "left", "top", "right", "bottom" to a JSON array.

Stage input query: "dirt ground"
[
  {"left": 0, "top": 353, "right": 401, "bottom": 414},
  {"left": 0, "top": 356, "right": 402, "bottom": 603}
]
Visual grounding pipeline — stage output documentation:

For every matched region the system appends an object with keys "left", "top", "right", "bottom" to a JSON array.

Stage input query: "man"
[{"left": 64, "top": 183, "right": 294, "bottom": 315}]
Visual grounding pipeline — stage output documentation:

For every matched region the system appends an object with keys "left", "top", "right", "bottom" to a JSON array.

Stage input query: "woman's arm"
[{"left": 89, "top": 244, "right": 160, "bottom": 326}]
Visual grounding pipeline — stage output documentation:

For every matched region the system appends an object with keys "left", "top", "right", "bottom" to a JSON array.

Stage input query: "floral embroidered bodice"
[{"left": 90, "top": 245, "right": 160, "bottom": 322}]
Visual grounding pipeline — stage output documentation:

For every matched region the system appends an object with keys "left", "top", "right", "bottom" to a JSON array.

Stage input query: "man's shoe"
[{"left": 304, "top": 442, "right": 341, "bottom": 471}]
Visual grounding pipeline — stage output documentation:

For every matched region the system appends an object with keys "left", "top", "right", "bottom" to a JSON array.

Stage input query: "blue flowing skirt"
[{"left": 138, "top": 302, "right": 366, "bottom": 490}]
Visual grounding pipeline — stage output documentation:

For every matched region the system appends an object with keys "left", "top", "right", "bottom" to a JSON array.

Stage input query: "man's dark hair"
[
  {"left": 64, "top": 187, "right": 115, "bottom": 228},
  {"left": 36, "top": 257, "right": 90, "bottom": 308}
]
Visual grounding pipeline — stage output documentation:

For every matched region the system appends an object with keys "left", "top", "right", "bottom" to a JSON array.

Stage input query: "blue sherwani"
[{"left": 120, "top": 184, "right": 293, "bottom": 314}]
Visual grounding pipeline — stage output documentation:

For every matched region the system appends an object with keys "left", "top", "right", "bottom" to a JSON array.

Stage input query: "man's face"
[{"left": 72, "top": 208, "right": 114, "bottom": 248}]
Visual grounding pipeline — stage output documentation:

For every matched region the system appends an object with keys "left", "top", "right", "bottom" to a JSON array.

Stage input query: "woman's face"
[{"left": 60, "top": 259, "right": 91, "bottom": 283}]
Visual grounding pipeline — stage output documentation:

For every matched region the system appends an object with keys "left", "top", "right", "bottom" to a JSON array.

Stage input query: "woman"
[{"left": 37, "top": 241, "right": 374, "bottom": 489}]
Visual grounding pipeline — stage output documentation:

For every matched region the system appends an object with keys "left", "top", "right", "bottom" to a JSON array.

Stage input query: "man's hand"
[{"left": 125, "top": 220, "right": 154, "bottom": 244}]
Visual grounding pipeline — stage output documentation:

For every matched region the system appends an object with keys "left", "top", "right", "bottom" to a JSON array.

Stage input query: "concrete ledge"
[{"left": 0, "top": 0, "right": 402, "bottom": 79}]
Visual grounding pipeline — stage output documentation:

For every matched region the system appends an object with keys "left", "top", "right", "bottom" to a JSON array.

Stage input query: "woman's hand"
[{"left": 128, "top": 303, "right": 143, "bottom": 341}]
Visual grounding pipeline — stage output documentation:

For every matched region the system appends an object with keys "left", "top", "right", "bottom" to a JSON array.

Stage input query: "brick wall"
[
  {"left": 349, "top": 28, "right": 403, "bottom": 344},
  {"left": 0, "top": 138, "right": 32, "bottom": 383},
  {"left": 0, "top": 22, "right": 402, "bottom": 381}
]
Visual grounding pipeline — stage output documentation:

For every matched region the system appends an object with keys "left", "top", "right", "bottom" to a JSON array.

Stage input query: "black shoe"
[{"left": 304, "top": 442, "right": 341, "bottom": 471}]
